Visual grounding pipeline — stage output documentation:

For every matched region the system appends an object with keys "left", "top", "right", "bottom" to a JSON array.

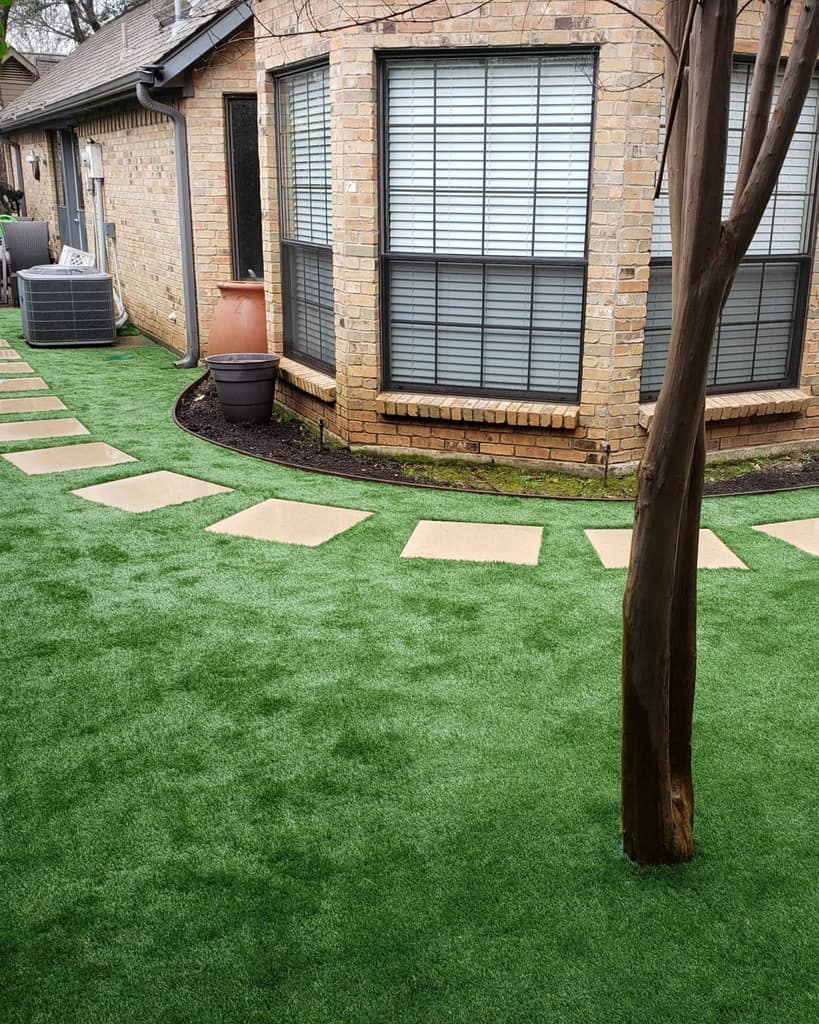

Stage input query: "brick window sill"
[
  {"left": 375, "top": 392, "right": 579, "bottom": 429},
  {"left": 638, "top": 387, "right": 810, "bottom": 431},
  {"left": 278, "top": 357, "right": 336, "bottom": 404}
]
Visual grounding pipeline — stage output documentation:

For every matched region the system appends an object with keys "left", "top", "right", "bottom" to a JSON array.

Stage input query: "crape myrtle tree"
[{"left": 621, "top": 0, "right": 819, "bottom": 865}]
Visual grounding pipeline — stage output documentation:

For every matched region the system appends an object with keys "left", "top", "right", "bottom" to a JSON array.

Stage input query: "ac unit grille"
[{"left": 18, "top": 266, "right": 117, "bottom": 347}]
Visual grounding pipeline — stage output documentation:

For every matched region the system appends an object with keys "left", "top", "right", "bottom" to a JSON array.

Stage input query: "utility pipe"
[
  {"left": 93, "top": 180, "right": 108, "bottom": 273},
  {"left": 135, "top": 78, "right": 199, "bottom": 368}
]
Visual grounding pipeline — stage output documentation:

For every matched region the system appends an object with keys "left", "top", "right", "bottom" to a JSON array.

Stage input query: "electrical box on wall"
[{"left": 84, "top": 142, "right": 104, "bottom": 179}]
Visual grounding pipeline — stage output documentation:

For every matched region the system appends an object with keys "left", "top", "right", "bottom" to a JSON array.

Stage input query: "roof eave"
[
  {"left": 154, "top": 1, "right": 253, "bottom": 86},
  {"left": 0, "top": 69, "right": 156, "bottom": 133},
  {"left": 0, "top": 0, "right": 254, "bottom": 134}
]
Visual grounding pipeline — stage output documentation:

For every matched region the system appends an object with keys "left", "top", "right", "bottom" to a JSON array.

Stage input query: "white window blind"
[
  {"left": 277, "top": 63, "right": 336, "bottom": 371},
  {"left": 643, "top": 60, "right": 818, "bottom": 396},
  {"left": 384, "top": 53, "right": 595, "bottom": 398},
  {"left": 279, "top": 64, "right": 332, "bottom": 245}
]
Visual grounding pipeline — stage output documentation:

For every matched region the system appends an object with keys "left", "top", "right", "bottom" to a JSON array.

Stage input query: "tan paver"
[
  {"left": 0, "top": 377, "right": 48, "bottom": 393},
  {"left": 584, "top": 528, "right": 747, "bottom": 569},
  {"left": 73, "top": 470, "right": 232, "bottom": 512},
  {"left": 0, "top": 417, "right": 89, "bottom": 442},
  {"left": 753, "top": 518, "right": 819, "bottom": 558},
  {"left": 0, "top": 350, "right": 20, "bottom": 360},
  {"left": 0, "top": 361, "right": 32, "bottom": 373},
  {"left": 206, "top": 497, "right": 372, "bottom": 547},
  {"left": 2, "top": 441, "right": 136, "bottom": 476},
  {"left": 401, "top": 520, "right": 543, "bottom": 565},
  {"left": 0, "top": 396, "right": 66, "bottom": 415}
]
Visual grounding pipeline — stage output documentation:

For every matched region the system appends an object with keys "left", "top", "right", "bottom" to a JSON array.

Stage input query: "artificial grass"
[{"left": 1, "top": 307, "right": 818, "bottom": 1023}]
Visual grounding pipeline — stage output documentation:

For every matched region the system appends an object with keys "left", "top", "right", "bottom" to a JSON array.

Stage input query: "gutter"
[
  {"left": 0, "top": 70, "right": 155, "bottom": 134},
  {"left": 136, "top": 75, "right": 199, "bottom": 368},
  {"left": 0, "top": 137, "right": 27, "bottom": 215}
]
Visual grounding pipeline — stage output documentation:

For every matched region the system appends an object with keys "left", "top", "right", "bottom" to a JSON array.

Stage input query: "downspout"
[
  {"left": 0, "top": 138, "right": 28, "bottom": 216},
  {"left": 136, "top": 76, "right": 199, "bottom": 368}
]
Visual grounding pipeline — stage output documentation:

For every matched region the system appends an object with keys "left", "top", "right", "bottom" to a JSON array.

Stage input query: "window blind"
[
  {"left": 384, "top": 53, "right": 595, "bottom": 399},
  {"left": 643, "top": 61, "right": 818, "bottom": 397},
  {"left": 277, "top": 63, "right": 336, "bottom": 372}
]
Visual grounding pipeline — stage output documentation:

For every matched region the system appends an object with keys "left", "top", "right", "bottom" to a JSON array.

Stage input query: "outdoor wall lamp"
[{"left": 26, "top": 151, "right": 42, "bottom": 180}]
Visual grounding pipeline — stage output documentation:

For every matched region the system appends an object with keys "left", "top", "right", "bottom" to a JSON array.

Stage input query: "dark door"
[
  {"left": 225, "top": 95, "right": 264, "bottom": 279},
  {"left": 57, "top": 130, "right": 87, "bottom": 250}
]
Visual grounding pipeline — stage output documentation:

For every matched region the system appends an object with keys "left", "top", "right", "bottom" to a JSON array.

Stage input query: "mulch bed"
[{"left": 176, "top": 373, "right": 819, "bottom": 498}]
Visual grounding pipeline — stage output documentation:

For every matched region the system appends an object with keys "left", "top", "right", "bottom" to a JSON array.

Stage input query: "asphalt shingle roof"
[{"left": 0, "top": 0, "right": 247, "bottom": 130}]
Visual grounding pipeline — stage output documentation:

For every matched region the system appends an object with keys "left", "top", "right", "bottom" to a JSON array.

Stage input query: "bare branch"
[
  {"left": 731, "top": 0, "right": 791, "bottom": 204},
  {"left": 600, "top": 0, "right": 678, "bottom": 57},
  {"left": 252, "top": 0, "right": 492, "bottom": 39},
  {"left": 728, "top": 0, "right": 819, "bottom": 258},
  {"left": 654, "top": 0, "right": 698, "bottom": 199}
]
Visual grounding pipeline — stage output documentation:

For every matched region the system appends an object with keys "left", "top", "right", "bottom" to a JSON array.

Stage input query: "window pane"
[
  {"left": 284, "top": 244, "right": 335, "bottom": 370},
  {"left": 226, "top": 96, "right": 264, "bottom": 279},
  {"left": 278, "top": 65, "right": 332, "bottom": 245},
  {"left": 641, "top": 261, "right": 800, "bottom": 396},
  {"left": 653, "top": 62, "right": 819, "bottom": 257},
  {"left": 389, "top": 260, "right": 583, "bottom": 394},
  {"left": 386, "top": 53, "right": 593, "bottom": 258}
]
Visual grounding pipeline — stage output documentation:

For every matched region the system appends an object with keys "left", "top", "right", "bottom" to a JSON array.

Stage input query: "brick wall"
[
  {"left": 253, "top": 0, "right": 819, "bottom": 470},
  {"left": 7, "top": 31, "right": 257, "bottom": 356}
]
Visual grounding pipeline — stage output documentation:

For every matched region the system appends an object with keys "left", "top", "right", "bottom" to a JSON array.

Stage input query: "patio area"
[{"left": 1, "top": 307, "right": 818, "bottom": 1023}]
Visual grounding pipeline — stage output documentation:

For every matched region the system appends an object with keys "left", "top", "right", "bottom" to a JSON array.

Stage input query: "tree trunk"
[{"left": 622, "top": 0, "right": 735, "bottom": 865}]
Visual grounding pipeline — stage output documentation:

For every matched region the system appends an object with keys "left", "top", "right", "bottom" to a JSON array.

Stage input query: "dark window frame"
[
  {"left": 641, "top": 54, "right": 819, "bottom": 401},
  {"left": 274, "top": 58, "right": 336, "bottom": 375},
  {"left": 224, "top": 92, "right": 264, "bottom": 281},
  {"left": 378, "top": 46, "right": 598, "bottom": 402}
]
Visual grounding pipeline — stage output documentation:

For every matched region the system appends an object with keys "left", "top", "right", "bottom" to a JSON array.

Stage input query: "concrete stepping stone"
[
  {"left": 753, "top": 518, "right": 819, "bottom": 558},
  {"left": 2, "top": 441, "right": 136, "bottom": 476},
  {"left": 0, "top": 396, "right": 66, "bottom": 415},
  {"left": 584, "top": 528, "right": 747, "bottom": 569},
  {"left": 401, "top": 520, "right": 543, "bottom": 566},
  {"left": 0, "top": 417, "right": 89, "bottom": 442},
  {"left": 73, "top": 470, "right": 232, "bottom": 512},
  {"left": 0, "top": 361, "right": 32, "bottom": 373},
  {"left": 0, "top": 377, "right": 48, "bottom": 393},
  {"left": 206, "top": 497, "right": 372, "bottom": 547},
  {"left": 0, "top": 350, "right": 20, "bottom": 360}
]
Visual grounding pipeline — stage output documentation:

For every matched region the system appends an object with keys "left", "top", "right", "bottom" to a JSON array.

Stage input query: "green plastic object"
[{"left": 0, "top": 215, "right": 17, "bottom": 223}]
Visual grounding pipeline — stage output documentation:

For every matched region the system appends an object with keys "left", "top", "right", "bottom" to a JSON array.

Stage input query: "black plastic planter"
[{"left": 205, "top": 352, "right": 281, "bottom": 424}]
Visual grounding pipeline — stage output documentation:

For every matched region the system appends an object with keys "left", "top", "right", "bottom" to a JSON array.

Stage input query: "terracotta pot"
[{"left": 206, "top": 280, "right": 267, "bottom": 356}]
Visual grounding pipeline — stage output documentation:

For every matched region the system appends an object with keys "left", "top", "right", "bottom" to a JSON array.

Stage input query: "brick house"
[
  {"left": 0, "top": 0, "right": 261, "bottom": 361},
  {"left": 254, "top": 1, "right": 819, "bottom": 472},
  {"left": 1, "top": 1, "right": 818, "bottom": 471}
]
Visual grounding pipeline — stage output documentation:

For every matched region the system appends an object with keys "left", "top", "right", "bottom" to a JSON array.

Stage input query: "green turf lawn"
[{"left": 1, "top": 307, "right": 818, "bottom": 1024}]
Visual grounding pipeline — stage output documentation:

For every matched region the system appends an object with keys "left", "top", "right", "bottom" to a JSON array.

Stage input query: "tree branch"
[
  {"left": 732, "top": 0, "right": 792, "bottom": 203},
  {"left": 601, "top": 0, "right": 678, "bottom": 57},
  {"left": 654, "top": 0, "right": 698, "bottom": 200},
  {"left": 727, "top": 0, "right": 819, "bottom": 258}
]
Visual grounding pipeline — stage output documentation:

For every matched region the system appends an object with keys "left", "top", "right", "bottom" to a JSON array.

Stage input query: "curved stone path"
[{"left": 1, "top": 338, "right": 817, "bottom": 565}]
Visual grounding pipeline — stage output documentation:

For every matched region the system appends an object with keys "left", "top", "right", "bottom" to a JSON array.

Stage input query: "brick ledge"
[
  {"left": 639, "top": 388, "right": 810, "bottom": 431},
  {"left": 278, "top": 357, "right": 336, "bottom": 404},
  {"left": 375, "top": 392, "right": 579, "bottom": 429}
]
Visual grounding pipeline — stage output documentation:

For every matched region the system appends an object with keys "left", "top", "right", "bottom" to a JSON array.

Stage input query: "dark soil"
[
  {"left": 176, "top": 373, "right": 447, "bottom": 488},
  {"left": 176, "top": 373, "right": 819, "bottom": 498},
  {"left": 703, "top": 451, "right": 819, "bottom": 495}
]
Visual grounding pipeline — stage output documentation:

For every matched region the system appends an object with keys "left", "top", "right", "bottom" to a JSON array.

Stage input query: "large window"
[
  {"left": 382, "top": 52, "right": 595, "bottom": 400},
  {"left": 642, "top": 61, "right": 819, "bottom": 398},
  {"left": 277, "top": 63, "right": 335, "bottom": 372}
]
